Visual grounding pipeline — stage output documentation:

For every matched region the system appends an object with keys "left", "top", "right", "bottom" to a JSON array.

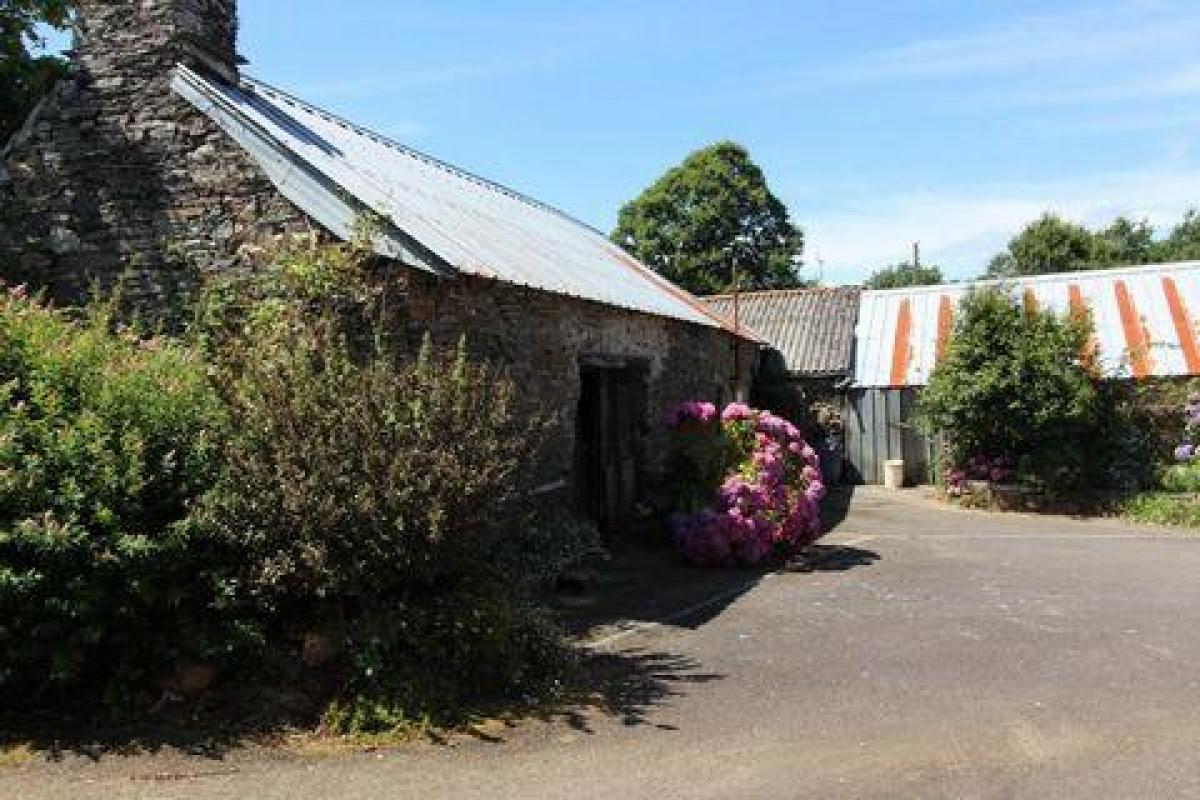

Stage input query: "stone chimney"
[
  {"left": 1, "top": 0, "right": 312, "bottom": 308},
  {"left": 75, "top": 0, "right": 240, "bottom": 86}
]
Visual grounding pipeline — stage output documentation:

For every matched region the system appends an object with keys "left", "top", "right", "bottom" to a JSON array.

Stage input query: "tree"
[
  {"left": 1156, "top": 209, "right": 1200, "bottom": 262},
  {"left": 985, "top": 210, "right": 1200, "bottom": 279},
  {"left": 864, "top": 261, "right": 943, "bottom": 289},
  {"left": 611, "top": 141, "right": 804, "bottom": 296},
  {"left": 1, "top": 0, "right": 71, "bottom": 143},
  {"left": 917, "top": 288, "right": 1098, "bottom": 488},
  {"left": 1095, "top": 216, "right": 1155, "bottom": 266},
  {"left": 985, "top": 214, "right": 1100, "bottom": 278}
]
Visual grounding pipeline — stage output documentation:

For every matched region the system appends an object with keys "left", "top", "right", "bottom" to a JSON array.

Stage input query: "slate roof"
[
  {"left": 703, "top": 286, "right": 861, "bottom": 376},
  {"left": 170, "top": 66, "right": 745, "bottom": 335}
]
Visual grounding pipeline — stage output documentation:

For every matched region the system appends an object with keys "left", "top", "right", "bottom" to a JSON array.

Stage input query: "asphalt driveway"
[{"left": 6, "top": 489, "right": 1200, "bottom": 799}]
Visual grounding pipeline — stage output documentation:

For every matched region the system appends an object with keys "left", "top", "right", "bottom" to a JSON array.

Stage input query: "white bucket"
[{"left": 883, "top": 459, "right": 905, "bottom": 490}]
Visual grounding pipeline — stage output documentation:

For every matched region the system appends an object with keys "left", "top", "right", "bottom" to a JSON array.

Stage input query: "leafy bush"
[
  {"left": 0, "top": 288, "right": 246, "bottom": 709},
  {"left": 1172, "top": 392, "right": 1200, "bottom": 464},
  {"left": 194, "top": 240, "right": 592, "bottom": 729},
  {"left": 663, "top": 401, "right": 825, "bottom": 566},
  {"left": 1161, "top": 464, "right": 1200, "bottom": 494},
  {"left": 918, "top": 288, "right": 1099, "bottom": 490},
  {"left": 1121, "top": 492, "right": 1200, "bottom": 529}
]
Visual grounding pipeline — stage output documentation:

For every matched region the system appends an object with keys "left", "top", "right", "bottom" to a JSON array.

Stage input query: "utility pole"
[
  {"left": 732, "top": 250, "right": 741, "bottom": 391},
  {"left": 726, "top": 235, "right": 751, "bottom": 401},
  {"left": 913, "top": 241, "right": 921, "bottom": 269}
]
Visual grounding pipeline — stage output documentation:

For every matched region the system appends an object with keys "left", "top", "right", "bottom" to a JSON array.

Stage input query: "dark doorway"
[{"left": 575, "top": 359, "right": 647, "bottom": 532}]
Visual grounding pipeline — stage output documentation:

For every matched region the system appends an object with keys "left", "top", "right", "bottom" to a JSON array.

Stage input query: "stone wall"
[
  {"left": 403, "top": 270, "right": 754, "bottom": 485},
  {"left": 0, "top": 0, "right": 313, "bottom": 305}
]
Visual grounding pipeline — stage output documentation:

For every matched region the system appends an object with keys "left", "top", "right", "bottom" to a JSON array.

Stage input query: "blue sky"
[{"left": 47, "top": 1, "right": 1200, "bottom": 284}]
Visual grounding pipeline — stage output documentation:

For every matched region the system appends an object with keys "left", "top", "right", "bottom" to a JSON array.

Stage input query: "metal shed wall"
[{"left": 843, "top": 388, "right": 930, "bottom": 486}]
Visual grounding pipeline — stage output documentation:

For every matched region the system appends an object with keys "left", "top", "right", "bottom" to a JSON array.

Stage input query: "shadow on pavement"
[
  {"left": 787, "top": 544, "right": 881, "bottom": 573},
  {"left": 551, "top": 537, "right": 771, "bottom": 637},
  {"left": 554, "top": 484, "right": 875, "bottom": 639},
  {"left": 512, "top": 648, "right": 725, "bottom": 737},
  {"left": 0, "top": 683, "right": 323, "bottom": 763},
  {"left": 819, "top": 484, "right": 857, "bottom": 534}
]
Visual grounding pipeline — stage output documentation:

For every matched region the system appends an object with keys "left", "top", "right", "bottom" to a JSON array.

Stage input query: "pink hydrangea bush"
[{"left": 663, "top": 402, "right": 826, "bottom": 566}]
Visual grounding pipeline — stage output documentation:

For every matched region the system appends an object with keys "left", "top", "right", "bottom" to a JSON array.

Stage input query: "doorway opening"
[{"left": 574, "top": 358, "right": 647, "bottom": 532}]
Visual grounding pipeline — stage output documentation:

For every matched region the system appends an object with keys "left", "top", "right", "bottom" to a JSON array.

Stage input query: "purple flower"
[{"left": 1176, "top": 443, "right": 1196, "bottom": 462}]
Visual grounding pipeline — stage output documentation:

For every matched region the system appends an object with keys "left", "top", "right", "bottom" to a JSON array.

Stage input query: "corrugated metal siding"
[
  {"left": 703, "top": 287, "right": 861, "bottom": 376},
  {"left": 844, "top": 388, "right": 931, "bottom": 485},
  {"left": 854, "top": 262, "right": 1200, "bottom": 387},
  {"left": 172, "top": 67, "right": 740, "bottom": 333}
]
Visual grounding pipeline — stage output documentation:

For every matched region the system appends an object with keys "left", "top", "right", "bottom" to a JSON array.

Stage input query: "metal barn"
[{"left": 846, "top": 262, "right": 1200, "bottom": 485}]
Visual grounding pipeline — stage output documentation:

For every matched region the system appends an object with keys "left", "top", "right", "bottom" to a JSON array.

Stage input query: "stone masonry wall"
[
  {"left": 0, "top": 0, "right": 313, "bottom": 305},
  {"left": 402, "top": 270, "right": 755, "bottom": 484}
]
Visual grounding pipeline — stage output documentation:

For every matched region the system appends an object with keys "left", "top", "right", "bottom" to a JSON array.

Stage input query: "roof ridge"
[
  {"left": 862, "top": 260, "right": 1200, "bottom": 297},
  {"left": 238, "top": 72, "right": 613, "bottom": 240},
  {"left": 703, "top": 285, "right": 860, "bottom": 301}
]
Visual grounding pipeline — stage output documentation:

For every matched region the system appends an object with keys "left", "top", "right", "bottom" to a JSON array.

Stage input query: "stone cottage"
[{"left": 0, "top": 0, "right": 758, "bottom": 528}]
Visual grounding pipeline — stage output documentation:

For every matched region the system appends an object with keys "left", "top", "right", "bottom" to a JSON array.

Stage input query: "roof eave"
[{"left": 171, "top": 65, "right": 454, "bottom": 277}]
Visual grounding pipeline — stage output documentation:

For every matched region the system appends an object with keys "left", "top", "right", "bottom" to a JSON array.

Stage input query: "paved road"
[{"left": 6, "top": 489, "right": 1200, "bottom": 799}]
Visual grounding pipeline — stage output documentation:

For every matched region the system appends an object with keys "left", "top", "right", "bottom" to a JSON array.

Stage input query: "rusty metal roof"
[
  {"left": 854, "top": 261, "right": 1200, "bottom": 387},
  {"left": 171, "top": 66, "right": 744, "bottom": 335},
  {"left": 703, "top": 286, "right": 861, "bottom": 376}
]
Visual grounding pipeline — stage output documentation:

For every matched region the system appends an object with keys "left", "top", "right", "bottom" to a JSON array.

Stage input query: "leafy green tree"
[
  {"left": 1095, "top": 216, "right": 1155, "bottom": 266},
  {"left": 864, "top": 261, "right": 943, "bottom": 289},
  {"left": 917, "top": 288, "right": 1099, "bottom": 488},
  {"left": 612, "top": 141, "right": 804, "bottom": 295},
  {"left": 985, "top": 214, "right": 1101, "bottom": 278},
  {"left": 1156, "top": 209, "right": 1200, "bottom": 262},
  {"left": 1, "top": 0, "right": 71, "bottom": 142},
  {"left": 986, "top": 210, "right": 1200, "bottom": 279}
]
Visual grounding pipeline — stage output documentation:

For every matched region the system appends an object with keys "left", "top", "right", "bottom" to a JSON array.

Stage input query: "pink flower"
[
  {"left": 667, "top": 400, "right": 828, "bottom": 565},
  {"left": 801, "top": 445, "right": 819, "bottom": 469},
  {"left": 721, "top": 402, "right": 754, "bottom": 422}
]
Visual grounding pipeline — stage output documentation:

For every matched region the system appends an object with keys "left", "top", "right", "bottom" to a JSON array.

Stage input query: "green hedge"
[
  {"left": 0, "top": 239, "right": 599, "bottom": 727},
  {"left": 0, "top": 291, "right": 249, "bottom": 709}
]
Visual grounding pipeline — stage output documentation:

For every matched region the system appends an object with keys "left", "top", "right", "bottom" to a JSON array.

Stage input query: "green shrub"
[
  {"left": 0, "top": 236, "right": 600, "bottom": 725},
  {"left": 0, "top": 289, "right": 246, "bottom": 709},
  {"left": 1161, "top": 463, "right": 1200, "bottom": 494},
  {"left": 1088, "top": 382, "right": 1159, "bottom": 492},
  {"left": 1121, "top": 492, "right": 1200, "bottom": 529},
  {"left": 194, "top": 241, "right": 592, "bottom": 729},
  {"left": 918, "top": 288, "right": 1099, "bottom": 490}
]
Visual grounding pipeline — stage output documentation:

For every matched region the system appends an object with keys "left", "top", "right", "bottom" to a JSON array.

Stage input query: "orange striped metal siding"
[{"left": 853, "top": 262, "right": 1200, "bottom": 387}]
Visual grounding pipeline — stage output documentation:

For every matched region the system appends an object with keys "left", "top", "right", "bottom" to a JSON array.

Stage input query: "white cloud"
[
  {"left": 804, "top": 166, "right": 1200, "bottom": 284},
  {"left": 1011, "top": 62, "right": 1200, "bottom": 106},
  {"left": 739, "top": 4, "right": 1200, "bottom": 99},
  {"left": 1024, "top": 108, "right": 1200, "bottom": 135}
]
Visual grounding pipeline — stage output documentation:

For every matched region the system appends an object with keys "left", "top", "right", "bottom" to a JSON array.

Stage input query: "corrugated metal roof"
[
  {"left": 171, "top": 66, "right": 743, "bottom": 334},
  {"left": 703, "top": 287, "right": 861, "bottom": 376},
  {"left": 854, "top": 262, "right": 1200, "bottom": 387}
]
